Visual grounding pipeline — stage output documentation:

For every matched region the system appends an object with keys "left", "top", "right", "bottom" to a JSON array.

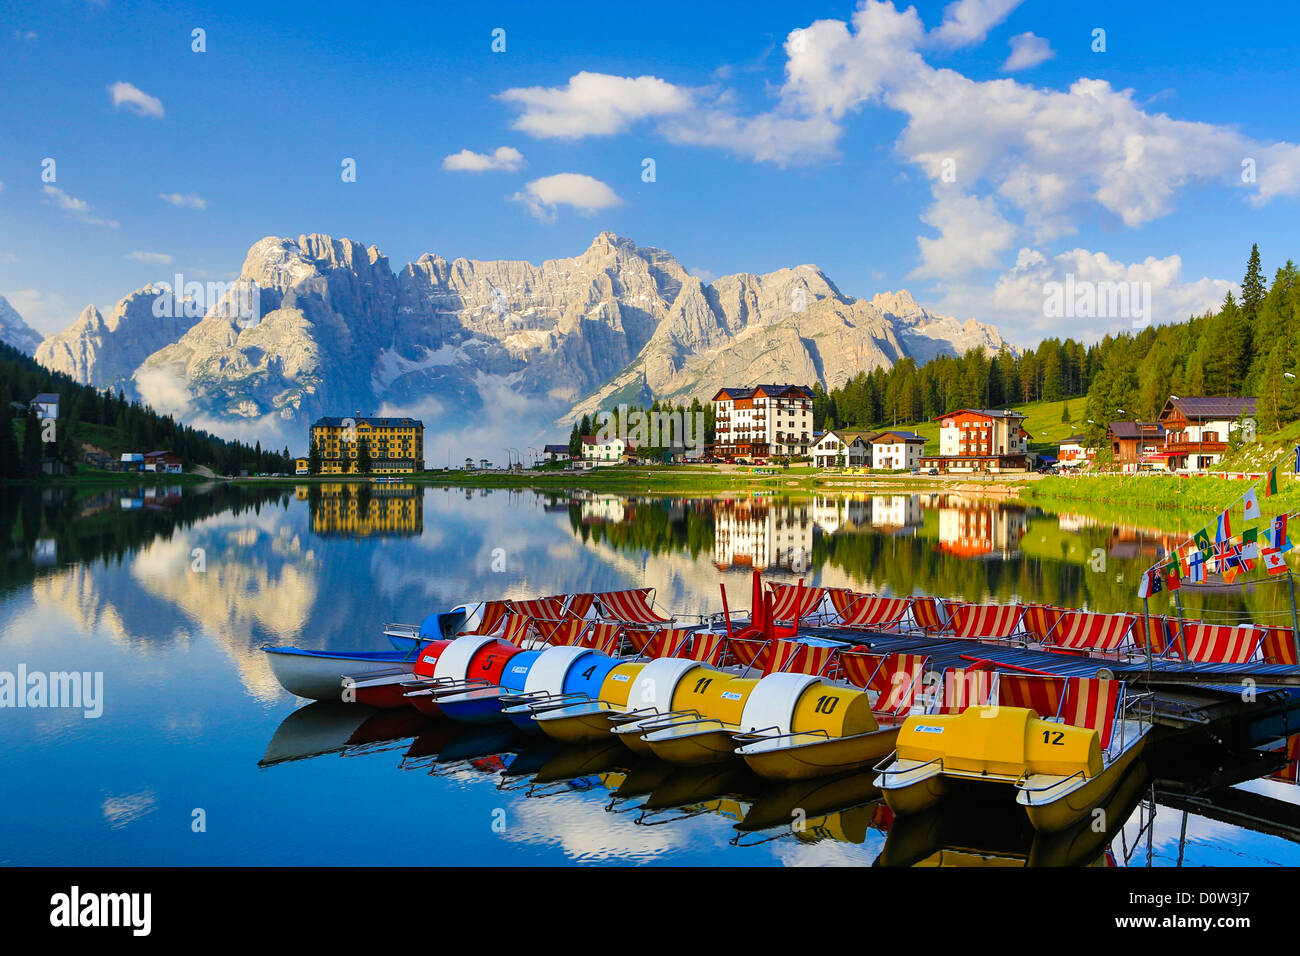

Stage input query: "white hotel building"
[{"left": 711, "top": 385, "right": 814, "bottom": 460}]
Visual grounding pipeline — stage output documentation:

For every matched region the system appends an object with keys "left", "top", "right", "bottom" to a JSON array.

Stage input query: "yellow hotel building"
[{"left": 309, "top": 415, "right": 425, "bottom": 474}]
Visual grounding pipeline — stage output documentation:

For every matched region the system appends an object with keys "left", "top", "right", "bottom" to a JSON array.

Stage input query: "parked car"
[{"left": 925, "top": 467, "right": 939, "bottom": 476}]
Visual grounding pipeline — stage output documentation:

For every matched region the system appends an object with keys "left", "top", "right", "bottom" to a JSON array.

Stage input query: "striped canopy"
[
  {"left": 910, "top": 597, "right": 950, "bottom": 632},
  {"left": 582, "top": 621, "right": 624, "bottom": 656},
  {"left": 1060, "top": 677, "right": 1121, "bottom": 751},
  {"left": 1132, "top": 614, "right": 1177, "bottom": 655},
  {"left": 766, "top": 639, "right": 836, "bottom": 677},
  {"left": 537, "top": 617, "right": 588, "bottom": 647},
  {"left": 596, "top": 589, "right": 671, "bottom": 626},
  {"left": 936, "top": 667, "right": 994, "bottom": 714},
  {"left": 1177, "top": 622, "right": 1265, "bottom": 664},
  {"left": 510, "top": 596, "right": 567, "bottom": 621},
  {"left": 498, "top": 614, "right": 535, "bottom": 647},
  {"left": 684, "top": 631, "right": 729, "bottom": 667},
  {"left": 767, "top": 584, "right": 827, "bottom": 624},
  {"left": 834, "top": 596, "right": 912, "bottom": 630},
  {"left": 1049, "top": 611, "right": 1136, "bottom": 653},
  {"left": 1021, "top": 604, "right": 1064, "bottom": 642},
  {"left": 462, "top": 600, "right": 509, "bottom": 636},
  {"left": 948, "top": 603, "right": 1025, "bottom": 640},
  {"left": 627, "top": 627, "right": 693, "bottom": 659},
  {"left": 1261, "top": 626, "right": 1300, "bottom": 666},
  {"left": 997, "top": 673, "right": 1066, "bottom": 719},
  {"left": 827, "top": 588, "right": 869, "bottom": 620}
]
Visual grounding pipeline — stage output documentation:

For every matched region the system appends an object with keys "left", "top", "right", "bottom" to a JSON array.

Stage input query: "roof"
[
  {"left": 312, "top": 416, "right": 424, "bottom": 428},
  {"left": 542, "top": 444, "right": 569, "bottom": 454},
  {"left": 1108, "top": 421, "right": 1164, "bottom": 439},
  {"left": 580, "top": 435, "right": 599, "bottom": 445},
  {"left": 935, "top": 408, "right": 1026, "bottom": 422},
  {"left": 816, "top": 429, "right": 879, "bottom": 445},
  {"left": 1059, "top": 434, "right": 1088, "bottom": 445},
  {"left": 712, "top": 384, "right": 814, "bottom": 401},
  {"left": 873, "top": 430, "right": 926, "bottom": 443},
  {"left": 1161, "top": 396, "right": 1257, "bottom": 421},
  {"left": 32, "top": 393, "right": 60, "bottom": 403},
  {"left": 144, "top": 450, "right": 180, "bottom": 458}
]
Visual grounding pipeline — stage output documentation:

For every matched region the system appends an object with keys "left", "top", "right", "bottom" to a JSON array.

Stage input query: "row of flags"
[{"left": 1137, "top": 451, "right": 1299, "bottom": 599}]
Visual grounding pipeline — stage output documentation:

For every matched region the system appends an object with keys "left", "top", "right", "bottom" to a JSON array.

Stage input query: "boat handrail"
[
  {"left": 736, "top": 727, "right": 831, "bottom": 745},
  {"left": 872, "top": 753, "right": 944, "bottom": 776},
  {"left": 1013, "top": 767, "right": 1090, "bottom": 792}
]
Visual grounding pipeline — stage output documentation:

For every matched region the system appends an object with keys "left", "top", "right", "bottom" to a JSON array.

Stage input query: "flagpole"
[
  {"left": 1288, "top": 570, "right": 1300, "bottom": 667},
  {"left": 1142, "top": 593, "right": 1154, "bottom": 679}
]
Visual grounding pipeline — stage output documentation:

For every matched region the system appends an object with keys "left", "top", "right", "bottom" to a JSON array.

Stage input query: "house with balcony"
[
  {"left": 1057, "top": 434, "right": 1096, "bottom": 469},
  {"left": 920, "top": 409, "right": 1031, "bottom": 473},
  {"left": 1107, "top": 421, "right": 1166, "bottom": 472},
  {"left": 580, "top": 434, "right": 626, "bottom": 466},
  {"left": 810, "top": 429, "right": 876, "bottom": 468},
  {"left": 711, "top": 384, "right": 814, "bottom": 460},
  {"left": 1154, "top": 396, "right": 1257, "bottom": 471},
  {"left": 871, "top": 431, "right": 927, "bottom": 471}
]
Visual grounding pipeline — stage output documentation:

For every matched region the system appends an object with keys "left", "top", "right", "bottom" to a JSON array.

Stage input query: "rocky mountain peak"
[{"left": 0, "top": 295, "right": 45, "bottom": 355}]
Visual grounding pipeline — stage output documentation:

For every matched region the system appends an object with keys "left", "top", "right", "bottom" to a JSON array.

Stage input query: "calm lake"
[{"left": 2, "top": 482, "right": 1297, "bottom": 866}]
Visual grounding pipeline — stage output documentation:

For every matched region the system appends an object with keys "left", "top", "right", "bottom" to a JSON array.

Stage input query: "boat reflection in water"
[{"left": 256, "top": 702, "right": 1157, "bottom": 865}]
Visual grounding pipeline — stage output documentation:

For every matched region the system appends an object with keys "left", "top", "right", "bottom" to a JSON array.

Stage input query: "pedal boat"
[
  {"left": 527, "top": 657, "right": 690, "bottom": 744},
  {"left": 437, "top": 645, "right": 622, "bottom": 725},
  {"left": 873, "top": 704, "right": 1151, "bottom": 833},
  {"left": 263, "top": 644, "right": 432, "bottom": 701}
]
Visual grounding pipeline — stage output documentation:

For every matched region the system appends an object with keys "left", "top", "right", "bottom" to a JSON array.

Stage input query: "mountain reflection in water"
[{"left": 1, "top": 482, "right": 1297, "bottom": 865}]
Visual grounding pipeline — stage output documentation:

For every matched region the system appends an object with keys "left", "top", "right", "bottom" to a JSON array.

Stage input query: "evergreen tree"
[
  {"left": 1061, "top": 399, "right": 1071, "bottom": 424},
  {"left": 1242, "top": 243, "right": 1266, "bottom": 321},
  {"left": 568, "top": 420, "right": 581, "bottom": 457},
  {"left": 21, "top": 407, "right": 42, "bottom": 476},
  {"left": 0, "top": 409, "right": 19, "bottom": 479},
  {"left": 357, "top": 438, "right": 372, "bottom": 474}
]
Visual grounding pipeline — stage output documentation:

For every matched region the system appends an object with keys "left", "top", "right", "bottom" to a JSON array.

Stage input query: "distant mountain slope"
[
  {"left": 0, "top": 295, "right": 43, "bottom": 355},
  {"left": 33, "top": 232, "right": 1011, "bottom": 446}
]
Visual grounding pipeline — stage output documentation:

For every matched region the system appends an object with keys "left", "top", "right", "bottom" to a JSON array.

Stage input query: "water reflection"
[{"left": 2, "top": 481, "right": 1299, "bottom": 865}]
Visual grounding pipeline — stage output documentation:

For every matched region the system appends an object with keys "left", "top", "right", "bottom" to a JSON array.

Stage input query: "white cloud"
[
  {"left": 3, "top": 288, "right": 73, "bottom": 336},
  {"left": 42, "top": 185, "right": 119, "bottom": 228},
  {"left": 911, "top": 188, "right": 1017, "bottom": 279},
  {"left": 499, "top": 71, "right": 693, "bottom": 138},
  {"left": 126, "top": 251, "right": 174, "bottom": 266},
  {"left": 442, "top": 146, "right": 525, "bottom": 173},
  {"left": 980, "top": 246, "right": 1236, "bottom": 341},
  {"left": 159, "top": 192, "right": 208, "bottom": 210},
  {"left": 14, "top": 30, "right": 37, "bottom": 42},
  {"left": 928, "top": 0, "right": 1025, "bottom": 48},
  {"left": 510, "top": 173, "right": 623, "bottom": 222},
  {"left": 1002, "top": 31, "right": 1054, "bottom": 71},
  {"left": 108, "top": 81, "right": 164, "bottom": 118}
]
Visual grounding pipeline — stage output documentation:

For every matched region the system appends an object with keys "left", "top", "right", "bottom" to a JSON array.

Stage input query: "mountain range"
[{"left": 13, "top": 233, "right": 1012, "bottom": 451}]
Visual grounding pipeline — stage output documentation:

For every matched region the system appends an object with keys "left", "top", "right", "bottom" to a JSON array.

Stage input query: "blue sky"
[{"left": 2, "top": 0, "right": 1299, "bottom": 346}]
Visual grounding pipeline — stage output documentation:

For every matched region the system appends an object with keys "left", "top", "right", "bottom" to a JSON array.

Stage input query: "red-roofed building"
[
  {"left": 711, "top": 384, "right": 814, "bottom": 460},
  {"left": 920, "top": 409, "right": 1031, "bottom": 473}
]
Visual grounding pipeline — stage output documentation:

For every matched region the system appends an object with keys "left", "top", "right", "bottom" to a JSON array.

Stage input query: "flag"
[
  {"left": 1242, "top": 540, "right": 1260, "bottom": 561},
  {"left": 1194, "top": 527, "right": 1213, "bottom": 553},
  {"left": 1262, "top": 548, "right": 1288, "bottom": 576},
  {"left": 1165, "top": 568, "right": 1182, "bottom": 591},
  {"left": 1223, "top": 565, "right": 1238, "bottom": 586},
  {"left": 1294, "top": 444, "right": 1300, "bottom": 475},
  {"left": 1216, "top": 510, "right": 1232, "bottom": 544},
  {"left": 1272, "top": 514, "right": 1291, "bottom": 550},
  {"left": 1188, "top": 551, "right": 1203, "bottom": 583},
  {"left": 1266, "top": 466, "right": 1279, "bottom": 497},
  {"left": 1244, "top": 487, "right": 1261, "bottom": 521},
  {"left": 1137, "top": 568, "right": 1152, "bottom": 599},
  {"left": 1243, "top": 527, "right": 1258, "bottom": 545}
]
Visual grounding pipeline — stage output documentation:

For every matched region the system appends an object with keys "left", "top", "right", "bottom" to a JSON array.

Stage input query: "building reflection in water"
[
  {"left": 936, "top": 496, "right": 1029, "bottom": 559},
  {"left": 297, "top": 483, "right": 423, "bottom": 538}
]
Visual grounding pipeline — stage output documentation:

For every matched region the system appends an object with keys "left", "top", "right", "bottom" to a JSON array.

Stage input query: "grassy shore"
[{"left": 1022, "top": 472, "right": 1300, "bottom": 515}]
